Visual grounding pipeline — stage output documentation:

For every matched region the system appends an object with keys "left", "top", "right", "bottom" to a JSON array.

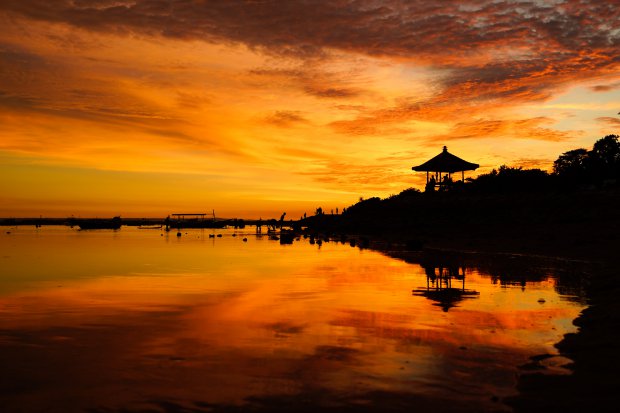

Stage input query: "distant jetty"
[
  {"left": 165, "top": 213, "right": 228, "bottom": 229},
  {"left": 0, "top": 216, "right": 283, "bottom": 230}
]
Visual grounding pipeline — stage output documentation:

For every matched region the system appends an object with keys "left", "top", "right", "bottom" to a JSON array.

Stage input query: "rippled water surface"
[{"left": 0, "top": 226, "right": 586, "bottom": 412}]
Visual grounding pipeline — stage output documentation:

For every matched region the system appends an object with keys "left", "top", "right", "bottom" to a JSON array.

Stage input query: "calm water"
[{"left": 0, "top": 226, "right": 586, "bottom": 412}]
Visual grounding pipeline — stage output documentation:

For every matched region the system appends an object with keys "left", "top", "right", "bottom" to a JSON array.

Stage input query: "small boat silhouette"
[{"left": 76, "top": 216, "right": 122, "bottom": 230}]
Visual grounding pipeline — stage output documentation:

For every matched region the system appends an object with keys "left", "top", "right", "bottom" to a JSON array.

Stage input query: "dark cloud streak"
[
  {"left": 263, "top": 110, "right": 309, "bottom": 127},
  {"left": 590, "top": 82, "right": 620, "bottom": 92},
  {"left": 596, "top": 117, "right": 620, "bottom": 127},
  {"left": 4, "top": 1, "right": 618, "bottom": 61},
  {"left": 2, "top": 1, "right": 619, "bottom": 135}
]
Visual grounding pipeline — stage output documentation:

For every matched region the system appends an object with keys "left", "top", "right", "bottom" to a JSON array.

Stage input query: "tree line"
[
  {"left": 316, "top": 134, "right": 619, "bottom": 221},
  {"left": 461, "top": 134, "right": 619, "bottom": 194}
]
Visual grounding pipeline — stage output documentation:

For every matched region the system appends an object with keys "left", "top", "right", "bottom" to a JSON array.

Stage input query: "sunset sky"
[{"left": 1, "top": 0, "right": 619, "bottom": 218}]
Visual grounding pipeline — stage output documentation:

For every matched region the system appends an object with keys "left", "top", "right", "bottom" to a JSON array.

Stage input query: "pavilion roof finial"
[{"left": 443, "top": 146, "right": 447, "bottom": 153}]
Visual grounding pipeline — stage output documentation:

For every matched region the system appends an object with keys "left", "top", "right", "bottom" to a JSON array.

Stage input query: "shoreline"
[
  {"left": 376, "top": 235, "right": 618, "bottom": 412},
  {"left": 299, "top": 221, "right": 617, "bottom": 412},
  {"left": 507, "top": 260, "right": 619, "bottom": 412}
]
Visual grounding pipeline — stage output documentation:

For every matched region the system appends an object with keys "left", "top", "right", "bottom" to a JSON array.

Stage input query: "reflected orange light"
[{"left": 0, "top": 228, "right": 585, "bottom": 410}]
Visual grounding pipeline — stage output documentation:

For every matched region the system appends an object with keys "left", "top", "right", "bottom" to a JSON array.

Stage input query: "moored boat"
[{"left": 76, "top": 216, "right": 122, "bottom": 230}]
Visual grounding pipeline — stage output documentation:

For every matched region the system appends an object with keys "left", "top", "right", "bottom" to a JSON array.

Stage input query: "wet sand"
[{"left": 507, "top": 263, "right": 620, "bottom": 412}]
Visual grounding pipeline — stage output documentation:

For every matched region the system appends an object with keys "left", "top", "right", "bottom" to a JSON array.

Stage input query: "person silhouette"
[
  {"left": 426, "top": 176, "right": 436, "bottom": 192},
  {"left": 279, "top": 212, "right": 286, "bottom": 229}
]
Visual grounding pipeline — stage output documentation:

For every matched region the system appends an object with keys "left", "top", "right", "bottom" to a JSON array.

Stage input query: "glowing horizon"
[{"left": 1, "top": 1, "right": 619, "bottom": 218}]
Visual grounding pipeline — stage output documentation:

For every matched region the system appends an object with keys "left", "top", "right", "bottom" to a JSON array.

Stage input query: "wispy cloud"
[
  {"left": 433, "top": 117, "right": 575, "bottom": 142},
  {"left": 300, "top": 158, "right": 422, "bottom": 193},
  {"left": 596, "top": 116, "right": 620, "bottom": 127},
  {"left": 263, "top": 110, "right": 310, "bottom": 127},
  {"left": 304, "top": 85, "right": 360, "bottom": 99},
  {"left": 590, "top": 82, "right": 620, "bottom": 92},
  {"left": 510, "top": 158, "right": 555, "bottom": 170}
]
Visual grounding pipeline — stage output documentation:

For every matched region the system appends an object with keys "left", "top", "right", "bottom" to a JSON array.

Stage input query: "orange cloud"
[
  {"left": 263, "top": 111, "right": 310, "bottom": 127},
  {"left": 435, "top": 117, "right": 574, "bottom": 142},
  {"left": 0, "top": 1, "right": 619, "bottom": 215},
  {"left": 590, "top": 82, "right": 620, "bottom": 92},
  {"left": 597, "top": 116, "right": 620, "bottom": 127}
]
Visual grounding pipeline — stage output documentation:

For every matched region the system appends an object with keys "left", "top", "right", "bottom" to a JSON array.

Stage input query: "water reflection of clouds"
[{"left": 0, "top": 228, "right": 586, "bottom": 412}]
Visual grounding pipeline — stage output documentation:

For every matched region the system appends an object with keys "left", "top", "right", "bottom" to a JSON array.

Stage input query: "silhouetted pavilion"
[{"left": 412, "top": 146, "right": 479, "bottom": 186}]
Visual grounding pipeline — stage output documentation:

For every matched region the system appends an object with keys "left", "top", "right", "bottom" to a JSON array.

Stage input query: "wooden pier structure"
[{"left": 165, "top": 211, "right": 226, "bottom": 230}]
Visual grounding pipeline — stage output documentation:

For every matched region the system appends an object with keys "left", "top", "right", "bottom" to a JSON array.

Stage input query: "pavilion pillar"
[{"left": 462, "top": 171, "right": 464, "bottom": 181}]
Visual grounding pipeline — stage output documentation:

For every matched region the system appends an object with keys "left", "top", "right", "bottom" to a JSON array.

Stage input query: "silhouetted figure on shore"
[
  {"left": 425, "top": 176, "right": 436, "bottom": 193},
  {"left": 279, "top": 212, "right": 286, "bottom": 229}
]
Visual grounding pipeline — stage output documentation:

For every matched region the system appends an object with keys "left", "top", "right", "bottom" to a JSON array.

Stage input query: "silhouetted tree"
[
  {"left": 469, "top": 165, "right": 551, "bottom": 193},
  {"left": 553, "top": 148, "right": 589, "bottom": 183},
  {"left": 591, "top": 134, "right": 620, "bottom": 164},
  {"left": 553, "top": 135, "right": 620, "bottom": 187},
  {"left": 589, "top": 134, "right": 620, "bottom": 183}
]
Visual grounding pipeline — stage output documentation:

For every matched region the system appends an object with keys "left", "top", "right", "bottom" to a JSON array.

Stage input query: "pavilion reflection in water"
[{"left": 413, "top": 259, "right": 480, "bottom": 312}]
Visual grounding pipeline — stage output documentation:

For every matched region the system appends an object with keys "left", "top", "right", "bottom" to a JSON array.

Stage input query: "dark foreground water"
[{"left": 0, "top": 227, "right": 586, "bottom": 412}]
